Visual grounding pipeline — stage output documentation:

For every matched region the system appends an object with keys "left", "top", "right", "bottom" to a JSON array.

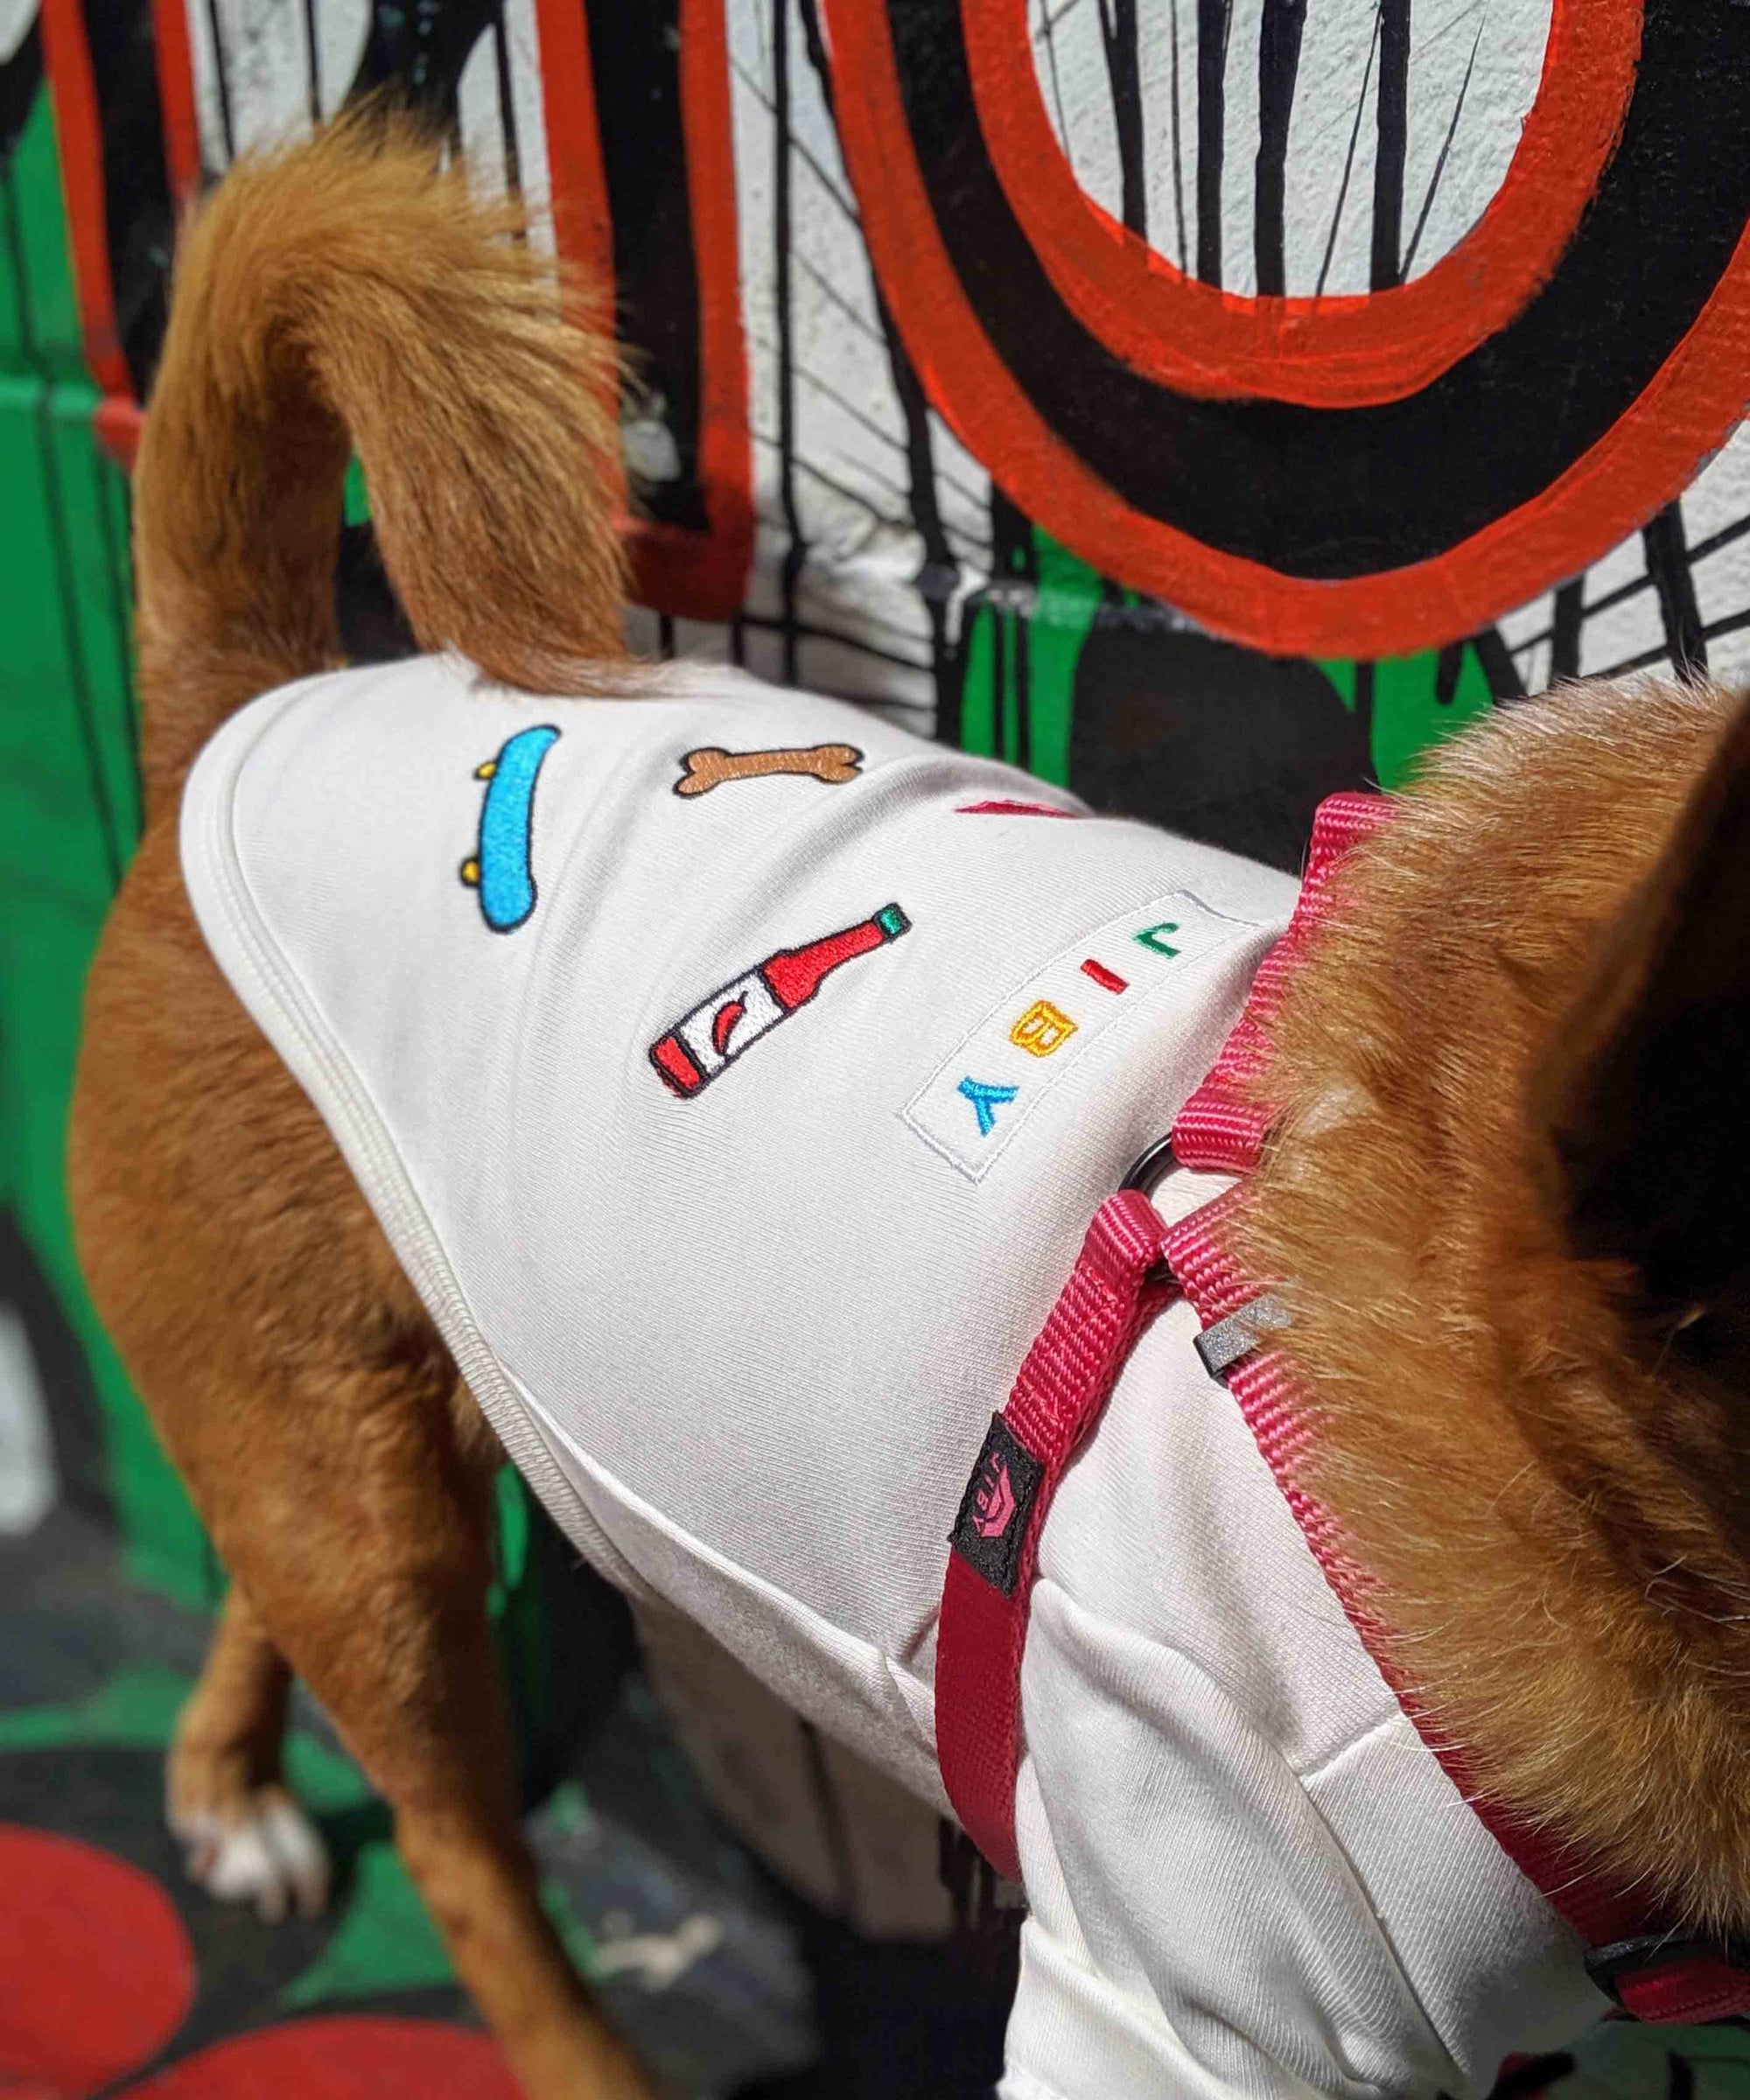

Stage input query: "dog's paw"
[{"left": 170, "top": 1786, "right": 331, "bottom": 1923}]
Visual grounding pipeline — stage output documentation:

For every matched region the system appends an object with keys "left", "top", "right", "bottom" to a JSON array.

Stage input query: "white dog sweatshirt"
[{"left": 179, "top": 654, "right": 1602, "bottom": 2097}]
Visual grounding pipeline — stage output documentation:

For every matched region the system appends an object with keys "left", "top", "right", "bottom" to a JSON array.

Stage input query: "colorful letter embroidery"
[
  {"left": 460, "top": 724, "right": 561, "bottom": 933},
  {"left": 958, "top": 1077, "right": 1019, "bottom": 1135},
  {"left": 1135, "top": 922, "right": 1180, "bottom": 957},
  {"left": 903, "top": 890, "right": 1256, "bottom": 1181},
  {"left": 652, "top": 905, "right": 909, "bottom": 1097},
  {"left": 1010, "top": 1000, "right": 1078, "bottom": 1058},
  {"left": 675, "top": 743, "right": 864, "bottom": 796}
]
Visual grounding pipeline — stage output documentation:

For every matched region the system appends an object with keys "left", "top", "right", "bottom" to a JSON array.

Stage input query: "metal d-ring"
[
  {"left": 1120, "top": 1133, "right": 1179, "bottom": 1199},
  {"left": 1121, "top": 1135, "right": 1180, "bottom": 1284},
  {"left": 1119, "top": 1133, "right": 1290, "bottom": 1372}
]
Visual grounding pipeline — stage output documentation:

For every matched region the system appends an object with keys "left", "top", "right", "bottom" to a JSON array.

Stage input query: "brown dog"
[
  {"left": 71, "top": 114, "right": 654, "bottom": 2100},
  {"left": 66, "top": 113, "right": 1750, "bottom": 2098}
]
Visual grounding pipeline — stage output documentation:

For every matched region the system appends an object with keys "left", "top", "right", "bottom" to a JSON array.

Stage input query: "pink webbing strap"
[
  {"left": 1163, "top": 792, "right": 1750, "bottom": 2020},
  {"left": 933, "top": 794, "right": 1383, "bottom": 1885},
  {"left": 934, "top": 1188, "right": 1175, "bottom": 1882},
  {"left": 1170, "top": 790, "right": 1391, "bottom": 1177},
  {"left": 935, "top": 790, "right": 1750, "bottom": 2023},
  {"left": 1164, "top": 1175, "right": 1750, "bottom": 2019},
  {"left": 1163, "top": 791, "right": 1395, "bottom": 1593}
]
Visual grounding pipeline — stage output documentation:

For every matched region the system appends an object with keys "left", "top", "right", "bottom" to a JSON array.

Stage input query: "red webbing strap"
[
  {"left": 932, "top": 796, "right": 1382, "bottom": 1882},
  {"left": 1611, "top": 1956, "right": 1750, "bottom": 2027},
  {"left": 1165, "top": 792, "right": 1750, "bottom": 2025},
  {"left": 934, "top": 788, "right": 1750, "bottom": 2020},
  {"left": 1170, "top": 791, "right": 1393, "bottom": 1177},
  {"left": 934, "top": 1188, "right": 1175, "bottom": 1883},
  {"left": 1164, "top": 1192, "right": 1750, "bottom": 2023}
]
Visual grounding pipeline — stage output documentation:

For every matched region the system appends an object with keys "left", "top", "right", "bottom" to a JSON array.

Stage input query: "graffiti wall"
[
  {"left": 12, "top": 0, "right": 1750, "bottom": 1642},
  {"left": 40, "top": 0, "right": 1750, "bottom": 866},
  {"left": 0, "top": 8, "right": 1746, "bottom": 2081}
]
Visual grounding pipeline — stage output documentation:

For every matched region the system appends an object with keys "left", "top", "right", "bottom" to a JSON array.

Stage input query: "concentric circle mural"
[{"left": 828, "top": 0, "right": 1750, "bottom": 656}]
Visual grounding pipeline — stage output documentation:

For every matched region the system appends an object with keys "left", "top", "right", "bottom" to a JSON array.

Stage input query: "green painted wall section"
[
  {"left": 961, "top": 528, "right": 1505, "bottom": 802},
  {"left": 0, "top": 89, "right": 216, "bottom": 1603},
  {"left": 0, "top": 88, "right": 87, "bottom": 382},
  {"left": 1321, "top": 646, "right": 1498, "bottom": 789},
  {"left": 960, "top": 528, "right": 1102, "bottom": 781}
]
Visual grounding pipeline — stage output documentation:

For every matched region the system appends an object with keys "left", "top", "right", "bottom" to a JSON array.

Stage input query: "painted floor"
[
  {"left": 6, "top": 1507, "right": 1750, "bottom": 2098},
  {"left": 0, "top": 1502, "right": 1028, "bottom": 2098},
  {"left": 0, "top": 1502, "right": 816, "bottom": 2096}
]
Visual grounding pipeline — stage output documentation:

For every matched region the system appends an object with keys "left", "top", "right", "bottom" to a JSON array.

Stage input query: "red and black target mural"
[
  {"left": 833, "top": 0, "right": 1750, "bottom": 659},
  {"left": 40, "top": 0, "right": 1750, "bottom": 866}
]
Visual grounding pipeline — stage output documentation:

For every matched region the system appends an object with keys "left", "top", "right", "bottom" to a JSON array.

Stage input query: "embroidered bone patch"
[{"left": 674, "top": 743, "right": 864, "bottom": 797}]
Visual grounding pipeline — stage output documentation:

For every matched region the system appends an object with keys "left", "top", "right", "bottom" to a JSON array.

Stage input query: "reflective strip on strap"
[{"left": 1192, "top": 1292, "right": 1290, "bottom": 1378}]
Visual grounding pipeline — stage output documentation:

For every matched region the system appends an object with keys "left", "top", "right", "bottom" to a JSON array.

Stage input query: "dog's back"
[
  {"left": 173, "top": 647, "right": 1286, "bottom": 1792},
  {"left": 178, "top": 640, "right": 1605, "bottom": 2093}
]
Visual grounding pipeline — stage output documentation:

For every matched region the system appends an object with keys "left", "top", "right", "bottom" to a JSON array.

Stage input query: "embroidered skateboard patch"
[
  {"left": 459, "top": 724, "right": 560, "bottom": 933},
  {"left": 903, "top": 890, "right": 1256, "bottom": 1180},
  {"left": 674, "top": 744, "right": 864, "bottom": 796},
  {"left": 651, "top": 904, "right": 910, "bottom": 1096},
  {"left": 950, "top": 1417, "right": 1044, "bottom": 1596}
]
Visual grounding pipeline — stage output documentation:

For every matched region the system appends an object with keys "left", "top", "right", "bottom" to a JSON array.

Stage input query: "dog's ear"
[{"left": 1535, "top": 691, "right": 1750, "bottom": 1318}]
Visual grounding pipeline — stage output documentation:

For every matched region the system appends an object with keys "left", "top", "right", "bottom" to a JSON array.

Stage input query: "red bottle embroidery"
[{"left": 651, "top": 905, "right": 910, "bottom": 1096}]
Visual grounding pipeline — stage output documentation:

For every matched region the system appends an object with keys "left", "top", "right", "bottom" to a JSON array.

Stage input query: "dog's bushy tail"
[{"left": 133, "top": 107, "right": 625, "bottom": 817}]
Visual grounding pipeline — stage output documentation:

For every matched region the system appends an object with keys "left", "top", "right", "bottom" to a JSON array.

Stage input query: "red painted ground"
[
  {"left": 0, "top": 1826, "right": 518, "bottom": 2099},
  {"left": 129, "top": 2020, "right": 523, "bottom": 2098},
  {"left": 0, "top": 1826, "right": 193, "bottom": 2095}
]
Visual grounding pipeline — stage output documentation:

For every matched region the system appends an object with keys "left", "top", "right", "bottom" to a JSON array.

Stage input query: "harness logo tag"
[
  {"left": 950, "top": 1418, "right": 1045, "bottom": 1596},
  {"left": 973, "top": 1458, "right": 1017, "bottom": 1539}
]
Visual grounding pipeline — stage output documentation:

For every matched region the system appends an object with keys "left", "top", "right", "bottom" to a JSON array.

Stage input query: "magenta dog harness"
[{"left": 935, "top": 792, "right": 1750, "bottom": 2029}]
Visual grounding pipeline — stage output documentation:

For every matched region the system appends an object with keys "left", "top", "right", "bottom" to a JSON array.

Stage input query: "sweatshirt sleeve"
[{"left": 998, "top": 1583, "right": 1465, "bottom": 2100}]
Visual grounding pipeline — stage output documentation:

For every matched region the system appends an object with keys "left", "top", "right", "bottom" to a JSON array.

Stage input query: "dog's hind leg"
[
  {"left": 168, "top": 1582, "right": 329, "bottom": 1922},
  {"left": 179, "top": 1339, "right": 652, "bottom": 2099},
  {"left": 183, "top": 1353, "right": 652, "bottom": 2100},
  {"left": 70, "top": 843, "right": 655, "bottom": 2100}
]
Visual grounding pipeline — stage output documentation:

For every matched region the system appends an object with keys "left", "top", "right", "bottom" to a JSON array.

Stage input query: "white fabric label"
[{"left": 901, "top": 891, "right": 1254, "bottom": 1181}]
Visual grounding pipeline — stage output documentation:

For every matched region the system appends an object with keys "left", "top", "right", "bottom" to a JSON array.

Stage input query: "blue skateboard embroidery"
[{"left": 460, "top": 725, "right": 560, "bottom": 932}]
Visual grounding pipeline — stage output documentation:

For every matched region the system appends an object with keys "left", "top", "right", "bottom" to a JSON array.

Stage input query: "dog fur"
[
  {"left": 67, "top": 112, "right": 1750, "bottom": 2096},
  {"left": 1239, "top": 677, "right": 1750, "bottom": 1929},
  {"left": 73, "top": 114, "right": 654, "bottom": 2099}
]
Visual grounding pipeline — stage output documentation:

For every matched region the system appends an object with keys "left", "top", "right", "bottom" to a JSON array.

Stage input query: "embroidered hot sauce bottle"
[{"left": 650, "top": 904, "right": 910, "bottom": 1097}]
